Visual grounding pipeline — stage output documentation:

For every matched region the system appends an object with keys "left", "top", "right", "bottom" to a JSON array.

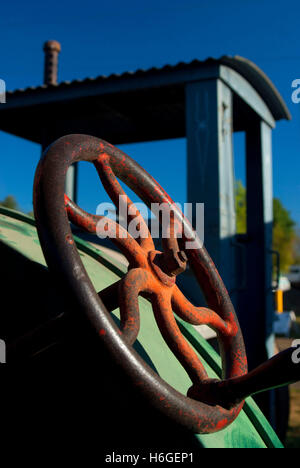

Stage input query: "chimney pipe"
[{"left": 43, "top": 40, "right": 61, "bottom": 85}]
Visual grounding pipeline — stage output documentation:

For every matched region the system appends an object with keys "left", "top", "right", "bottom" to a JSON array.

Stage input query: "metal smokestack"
[{"left": 43, "top": 40, "right": 61, "bottom": 85}]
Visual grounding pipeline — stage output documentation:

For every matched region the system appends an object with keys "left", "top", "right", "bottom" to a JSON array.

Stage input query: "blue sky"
[{"left": 0, "top": 0, "right": 300, "bottom": 225}]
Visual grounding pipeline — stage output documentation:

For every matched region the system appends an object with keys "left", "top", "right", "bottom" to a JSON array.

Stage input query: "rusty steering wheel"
[{"left": 33, "top": 134, "right": 299, "bottom": 434}]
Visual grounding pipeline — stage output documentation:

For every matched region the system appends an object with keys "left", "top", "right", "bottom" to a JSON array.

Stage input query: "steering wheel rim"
[{"left": 33, "top": 134, "right": 247, "bottom": 434}]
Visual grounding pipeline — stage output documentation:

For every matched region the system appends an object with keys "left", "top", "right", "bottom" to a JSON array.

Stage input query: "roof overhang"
[{"left": 0, "top": 55, "right": 291, "bottom": 145}]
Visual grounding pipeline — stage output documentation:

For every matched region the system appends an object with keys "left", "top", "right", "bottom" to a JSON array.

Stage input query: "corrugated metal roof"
[
  {"left": 5, "top": 55, "right": 291, "bottom": 121},
  {"left": 7, "top": 59, "right": 214, "bottom": 95}
]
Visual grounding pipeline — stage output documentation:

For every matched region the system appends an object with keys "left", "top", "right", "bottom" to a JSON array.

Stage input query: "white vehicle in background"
[
  {"left": 287, "top": 265, "right": 300, "bottom": 287},
  {"left": 272, "top": 275, "right": 291, "bottom": 292},
  {"left": 277, "top": 275, "right": 291, "bottom": 292}
]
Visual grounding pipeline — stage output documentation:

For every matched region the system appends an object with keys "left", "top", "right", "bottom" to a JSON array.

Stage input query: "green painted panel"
[{"left": 0, "top": 207, "right": 283, "bottom": 448}]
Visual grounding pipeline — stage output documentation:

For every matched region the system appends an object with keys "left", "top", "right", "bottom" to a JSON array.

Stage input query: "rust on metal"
[
  {"left": 43, "top": 40, "right": 61, "bottom": 85},
  {"left": 32, "top": 134, "right": 258, "bottom": 434}
]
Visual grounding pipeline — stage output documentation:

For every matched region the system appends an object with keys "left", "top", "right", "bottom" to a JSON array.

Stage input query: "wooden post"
[
  {"left": 238, "top": 119, "right": 274, "bottom": 367},
  {"left": 234, "top": 119, "right": 275, "bottom": 424},
  {"left": 184, "top": 79, "right": 236, "bottom": 304}
]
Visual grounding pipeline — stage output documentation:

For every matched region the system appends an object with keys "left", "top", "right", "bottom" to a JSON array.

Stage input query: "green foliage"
[
  {"left": 235, "top": 181, "right": 298, "bottom": 273},
  {"left": 0, "top": 195, "right": 19, "bottom": 210},
  {"left": 235, "top": 180, "right": 246, "bottom": 234},
  {"left": 0, "top": 195, "right": 34, "bottom": 218},
  {"left": 293, "top": 228, "right": 300, "bottom": 264},
  {"left": 273, "top": 198, "right": 295, "bottom": 272}
]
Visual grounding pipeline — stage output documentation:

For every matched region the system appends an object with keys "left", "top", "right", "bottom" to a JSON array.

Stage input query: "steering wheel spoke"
[
  {"left": 94, "top": 156, "right": 154, "bottom": 253},
  {"left": 118, "top": 268, "right": 154, "bottom": 345},
  {"left": 65, "top": 195, "right": 148, "bottom": 269},
  {"left": 152, "top": 292, "right": 209, "bottom": 384},
  {"left": 171, "top": 285, "right": 233, "bottom": 338}
]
